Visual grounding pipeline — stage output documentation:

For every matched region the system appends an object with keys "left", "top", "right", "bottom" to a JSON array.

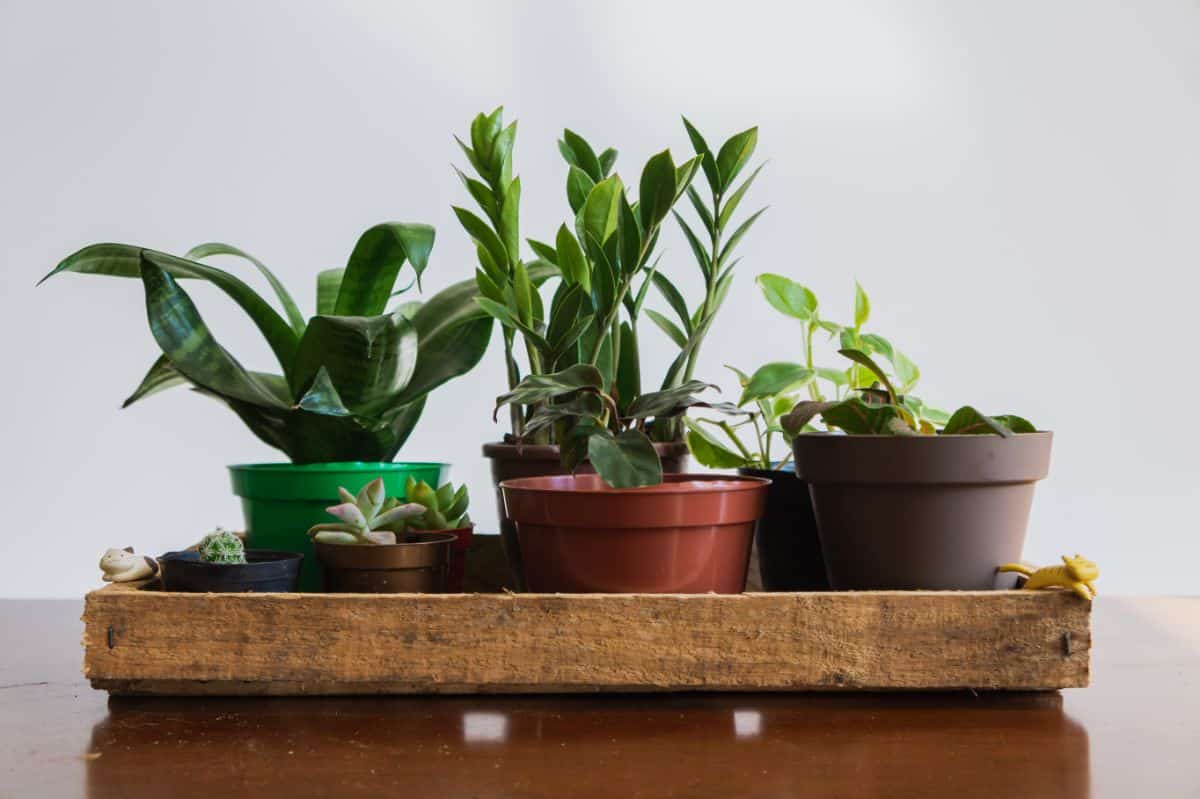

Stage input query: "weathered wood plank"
[{"left": 83, "top": 582, "right": 1090, "bottom": 695}]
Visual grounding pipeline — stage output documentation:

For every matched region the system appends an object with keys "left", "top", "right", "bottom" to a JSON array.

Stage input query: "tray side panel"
[{"left": 83, "top": 585, "right": 1090, "bottom": 694}]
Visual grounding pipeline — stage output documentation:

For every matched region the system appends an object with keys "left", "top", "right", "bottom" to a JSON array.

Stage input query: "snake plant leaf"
[
  {"left": 122, "top": 355, "right": 187, "bottom": 408},
  {"left": 43, "top": 244, "right": 299, "bottom": 373},
  {"left": 316, "top": 268, "right": 344, "bottom": 315},
  {"left": 943, "top": 407, "right": 1016, "bottom": 437},
  {"left": 717, "top": 164, "right": 764, "bottom": 230},
  {"left": 494, "top": 364, "right": 605, "bottom": 416},
  {"left": 289, "top": 312, "right": 418, "bottom": 414},
  {"left": 715, "top": 127, "right": 758, "bottom": 192},
  {"left": 739, "top": 363, "right": 814, "bottom": 405},
  {"left": 638, "top": 149, "right": 677, "bottom": 230},
  {"left": 681, "top": 117, "right": 720, "bottom": 193},
  {"left": 587, "top": 429, "right": 662, "bottom": 488},
  {"left": 295, "top": 367, "right": 353, "bottom": 417},
  {"left": 139, "top": 258, "right": 289, "bottom": 409},
  {"left": 333, "top": 223, "right": 435, "bottom": 316},
  {"left": 388, "top": 285, "right": 493, "bottom": 408},
  {"left": 184, "top": 242, "right": 306, "bottom": 334}
]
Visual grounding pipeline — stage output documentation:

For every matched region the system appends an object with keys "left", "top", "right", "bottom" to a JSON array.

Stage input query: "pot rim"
[
  {"left": 499, "top": 473, "right": 770, "bottom": 495},
  {"left": 482, "top": 440, "right": 688, "bottom": 459},
  {"left": 228, "top": 461, "right": 450, "bottom": 473},
  {"left": 314, "top": 532, "right": 458, "bottom": 550},
  {"left": 793, "top": 431, "right": 1054, "bottom": 440},
  {"left": 158, "top": 549, "right": 303, "bottom": 568}
]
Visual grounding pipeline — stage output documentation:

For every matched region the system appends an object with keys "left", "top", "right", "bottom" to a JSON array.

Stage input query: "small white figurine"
[{"left": 99, "top": 547, "right": 159, "bottom": 583}]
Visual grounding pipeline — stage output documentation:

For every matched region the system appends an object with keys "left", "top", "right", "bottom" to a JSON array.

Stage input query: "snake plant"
[{"left": 40, "top": 224, "right": 491, "bottom": 462}]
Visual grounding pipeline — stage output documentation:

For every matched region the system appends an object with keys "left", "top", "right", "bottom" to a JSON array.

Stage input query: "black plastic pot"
[
  {"left": 738, "top": 467, "right": 830, "bottom": 591},
  {"left": 158, "top": 549, "right": 303, "bottom": 593}
]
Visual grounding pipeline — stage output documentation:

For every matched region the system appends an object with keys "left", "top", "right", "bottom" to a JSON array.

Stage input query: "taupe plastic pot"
[
  {"left": 738, "top": 466, "right": 829, "bottom": 591},
  {"left": 314, "top": 532, "right": 457, "bottom": 593},
  {"left": 793, "top": 432, "right": 1053, "bottom": 590},
  {"left": 500, "top": 473, "right": 769, "bottom": 594},
  {"left": 483, "top": 441, "right": 689, "bottom": 590}
]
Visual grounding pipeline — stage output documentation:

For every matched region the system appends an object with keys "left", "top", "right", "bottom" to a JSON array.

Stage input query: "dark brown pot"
[
  {"left": 314, "top": 532, "right": 456, "bottom": 593},
  {"left": 738, "top": 467, "right": 830, "bottom": 592},
  {"left": 482, "top": 441, "right": 689, "bottom": 590},
  {"left": 499, "top": 473, "right": 768, "bottom": 594},
  {"left": 793, "top": 432, "right": 1053, "bottom": 590}
]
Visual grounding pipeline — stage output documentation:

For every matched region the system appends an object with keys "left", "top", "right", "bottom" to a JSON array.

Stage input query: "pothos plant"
[
  {"left": 685, "top": 277, "right": 947, "bottom": 470},
  {"left": 41, "top": 225, "right": 490, "bottom": 462},
  {"left": 453, "top": 109, "right": 763, "bottom": 452},
  {"left": 781, "top": 348, "right": 1036, "bottom": 437}
]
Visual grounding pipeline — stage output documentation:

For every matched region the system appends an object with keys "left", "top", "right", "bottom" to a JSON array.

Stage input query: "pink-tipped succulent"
[{"left": 307, "top": 477, "right": 425, "bottom": 546}]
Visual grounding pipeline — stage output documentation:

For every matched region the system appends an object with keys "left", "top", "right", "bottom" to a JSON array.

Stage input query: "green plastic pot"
[{"left": 229, "top": 462, "right": 450, "bottom": 592}]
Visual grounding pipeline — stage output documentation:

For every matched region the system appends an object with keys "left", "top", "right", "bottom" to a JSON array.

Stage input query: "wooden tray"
[{"left": 83, "top": 579, "right": 1090, "bottom": 696}]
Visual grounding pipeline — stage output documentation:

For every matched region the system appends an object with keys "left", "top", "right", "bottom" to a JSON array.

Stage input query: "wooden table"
[{"left": 1, "top": 597, "right": 1196, "bottom": 798}]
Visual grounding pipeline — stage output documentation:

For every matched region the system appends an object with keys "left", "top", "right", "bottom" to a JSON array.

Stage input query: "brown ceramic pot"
[
  {"left": 793, "top": 432, "right": 1053, "bottom": 590},
  {"left": 314, "top": 532, "right": 456, "bottom": 593},
  {"left": 499, "top": 473, "right": 769, "bottom": 594},
  {"left": 738, "top": 467, "right": 830, "bottom": 592},
  {"left": 482, "top": 441, "right": 690, "bottom": 590}
]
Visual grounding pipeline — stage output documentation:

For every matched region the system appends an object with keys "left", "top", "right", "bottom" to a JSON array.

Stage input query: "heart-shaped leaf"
[{"left": 587, "top": 429, "right": 662, "bottom": 488}]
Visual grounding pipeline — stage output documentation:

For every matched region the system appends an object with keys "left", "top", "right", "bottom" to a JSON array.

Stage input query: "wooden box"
[{"left": 82, "top": 580, "right": 1090, "bottom": 696}]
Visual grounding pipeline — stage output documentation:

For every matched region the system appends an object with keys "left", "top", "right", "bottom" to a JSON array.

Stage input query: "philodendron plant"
[
  {"left": 781, "top": 348, "right": 1036, "bottom": 437},
  {"left": 307, "top": 478, "right": 426, "bottom": 546},
  {"left": 453, "top": 109, "right": 763, "bottom": 444},
  {"left": 495, "top": 364, "right": 743, "bottom": 487},
  {"left": 686, "top": 278, "right": 944, "bottom": 470},
  {"left": 40, "top": 225, "right": 491, "bottom": 463}
]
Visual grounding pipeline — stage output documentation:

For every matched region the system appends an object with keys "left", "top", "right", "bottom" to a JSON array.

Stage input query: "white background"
[{"left": 3, "top": 0, "right": 1196, "bottom": 597}]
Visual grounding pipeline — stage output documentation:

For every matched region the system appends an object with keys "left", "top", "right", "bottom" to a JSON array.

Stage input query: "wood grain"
[{"left": 83, "top": 582, "right": 1090, "bottom": 695}]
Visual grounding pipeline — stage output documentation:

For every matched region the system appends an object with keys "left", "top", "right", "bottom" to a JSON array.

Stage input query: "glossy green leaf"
[
  {"left": 854, "top": 281, "right": 870, "bottom": 328},
  {"left": 614, "top": 320, "right": 640, "bottom": 413},
  {"left": 992, "top": 414, "right": 1037, "bottom": 434},
  {"left": 626, "top": 380, "right": 727, "bottom": 420},
  {"left": 646, "top": 309, "right": 688, "bottom": 349},
  {"left": 718, "top": 207, "right": 765, "bottom": 267},
  {"left": 715, "top": 127, "right": 758, "bottom": 191},
  {"left": 581, "top": 176, "right": 623, "bottom": 247},
  {"left": 554, "top": 225, "right": 589, "bottom": 291},
  {"left": 295, "top": 366, "right": 352, "bottom": 417},
  {"left": 673, "top": 211, "right": 711, "bottom": 276},
  {"left": 289, "top": 312, "right": 418, "bottom": 414},
  {"left": 500, "top": 177, "right": 521, "bottom": 266},
  {"left": 560, "top": 129, "right": 603, "bottom": 182},
  {"left": 892, "top": 349, "right": 920, "bottom": 392},
  {"left": 453, "top": 207, "right": 509, "bottom": 275},
  {"left": 185, "top": 242, "right": 306, "bottom": 334},
  {"left": 717, "top": 164, "right": 764, "bottom": 230},
  {"left": 454, "top": 167, "right": 499, "bottom": 226},
  {"left": 756, "top": 273, "right": 816, "bottom": 321},
  {"left": 740, "top": 362, "right": 814, "bottom": 405},
  {"left": 495, "top": 364, "right": 604, "bottom": 414},
  {"left": 942, "top": 406, "right": 1013, "bottom": 437},
  {"left": 839, "top": 348, "right": 897, "bottom": 401},
  {"left": 122, "top": 355, "right": 186, "bottom": 408},
  {"left": 526, "top": 238, "right": 557, "bottom": 264},
  {"left": 685, "top": 186, "right": 715, "bottom": 234},
  {"left": 638, "top": 149, "right": 677, "bottom": 230},
  {"left": 617, "top": 194, "right": 642, "bottom": 275},
  {"left": 587, "top": 429, "right": 662, "bottom": 488},
  {"left": 685, "top": 423, "right": 751, "bottom": 469},
  {"left": 681, "top": 116, "right": 720, "bottom": 192},
  {"left": 566, "top": 165, "right": 596, "bottom": 216},
  {"left": 650, "top": 272, "right": 692, "bottom": 333},
  {"left": 316, "top": 268, "right": 343, "bottom": 316},
  {"left": 522, "top": 393, "right": 606, "bottom": 439},
  {"left": 598, "top": 147, "right": 618, "bottom": 176}
]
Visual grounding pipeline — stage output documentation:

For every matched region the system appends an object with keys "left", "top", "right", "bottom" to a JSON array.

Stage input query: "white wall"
[{"left": 3, "top": 0, "right": 1197, "bottom": 596}]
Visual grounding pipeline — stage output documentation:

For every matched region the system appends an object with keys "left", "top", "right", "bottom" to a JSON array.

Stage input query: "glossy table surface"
[{"left": 1, "top": 596, "right": 1196, "bottom": 798}]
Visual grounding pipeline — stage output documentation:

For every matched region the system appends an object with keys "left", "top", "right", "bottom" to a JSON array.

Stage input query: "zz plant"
[
  {"left": 40, "top": 225, "right": 491, "bottom": 463},
  {"left": 453, "top": 110, "right": 763, "bottom": 455}
]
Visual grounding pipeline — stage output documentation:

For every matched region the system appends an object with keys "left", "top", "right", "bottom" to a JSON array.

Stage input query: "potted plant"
[
  {"left": 159, "top": 529, "right": 303, "bottom": 593},
  {"left": 309, "top": 478, "right": 458, "bottom": 593},
  {"left": 784, "top": 348, "right": 1049, "bottom": 590},
  {"left": 41, "top": 224, "right": 490, "bottom": 590},
  {"left": 453, "top": 108, "right": 765, "bottom": 584},
  {"left": 494, "top": 364, "right": 769, "bottom": 593},
  {"left": 402, "top": 477, "right": 474, "bottom": 592},
  {"left": 684, "top": 277, "right": 938, "bottom": 591}
]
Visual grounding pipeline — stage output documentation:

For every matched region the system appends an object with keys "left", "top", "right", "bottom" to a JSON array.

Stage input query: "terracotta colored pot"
[
  {"left": 314, "top": 532, "right": 456, "bottom": 593},
  {"left": 738, "top": 467, "right": 830, "bottom": 592},
  {"left": 482, "top": 441, "right": 690, "bottom": 590},
  {"left": 500, "top": 473, "right": 768, "bottom": 594},
  {"left": 793, "top": 432, "right": 1053, "bottom": 590},
  {"left": 417, "top": 524, "right": 474, "bottom": 592}
]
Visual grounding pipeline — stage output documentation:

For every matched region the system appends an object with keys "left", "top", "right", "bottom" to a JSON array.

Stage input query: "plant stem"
[
  {"left": 682, "top": 189, "right": 723, "bottom": 384},
  {"left": 503, "top": 330, "right": 523, "bottom": 437}
]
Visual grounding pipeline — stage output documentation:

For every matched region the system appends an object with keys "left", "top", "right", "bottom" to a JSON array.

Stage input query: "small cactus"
[
  {"left": 198, "top": 529, "right": 246, "bottom": 564},
  {"left": 307, "top": 477, "right": 425, "bottom": 546},
  {"left": 405, "top": 477, "right": 471, "bottom": 530}
]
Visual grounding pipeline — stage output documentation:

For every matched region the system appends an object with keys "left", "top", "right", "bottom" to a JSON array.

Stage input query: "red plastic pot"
[
  {"left": 499, "top": 473, "right": 769, "bottom": 594},
  {"left": 417, "top": 524, "right": 474, "bottom": 592}
]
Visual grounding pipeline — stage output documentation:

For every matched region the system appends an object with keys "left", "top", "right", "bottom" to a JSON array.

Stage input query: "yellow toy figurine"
[{"left": 997, "top": 555, "right": 1099, "bottom": 600}]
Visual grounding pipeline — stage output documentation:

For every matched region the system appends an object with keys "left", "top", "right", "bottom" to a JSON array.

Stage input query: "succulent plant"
[
  {"left": 307, "top": 477, "right": 426, "bottom": 546},
  {"left": 404, "top": 478, "right": 471, "bottom": 530},
  {"left": 198, "top": 529, "right": 246, "bottom": 564}
]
